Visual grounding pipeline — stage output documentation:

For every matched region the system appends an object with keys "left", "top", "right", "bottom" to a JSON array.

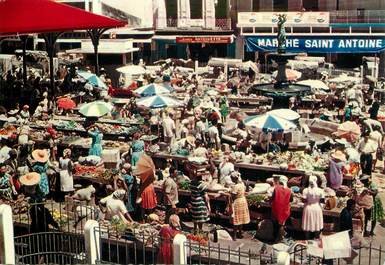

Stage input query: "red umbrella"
[{"left": 57, "top": 97, "right": 76, "bottom": 110}]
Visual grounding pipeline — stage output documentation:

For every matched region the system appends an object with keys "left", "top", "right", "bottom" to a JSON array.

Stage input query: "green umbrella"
[{"left": 79, "top": 101, "right": 113, "bottom": 118}]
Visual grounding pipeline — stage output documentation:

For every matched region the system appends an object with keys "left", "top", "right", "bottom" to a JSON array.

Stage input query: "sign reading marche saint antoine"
[{"left": 245, "top": 36, "right": 385, "bottom": 53}]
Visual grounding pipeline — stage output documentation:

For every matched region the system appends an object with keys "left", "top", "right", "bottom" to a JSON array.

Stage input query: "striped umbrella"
[
  {"left": 244, "top": 113, "right": 297, "bottom": 132},
  {"left": 79, "top": 101, "right": 113, "bottom": 117},
  {"left": 134, "top": 83, "right": 174, "bottom": 97},
  {"left": 136, "top": 95, "right": 184, "bottom": 109},
  {"left": 78, "top": 71, "right": 107, "bottom": 89}
]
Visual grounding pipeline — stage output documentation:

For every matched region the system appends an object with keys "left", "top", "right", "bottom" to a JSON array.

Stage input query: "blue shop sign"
[{"left": 245, "top": 36, "right": 385, "bottom": 53}]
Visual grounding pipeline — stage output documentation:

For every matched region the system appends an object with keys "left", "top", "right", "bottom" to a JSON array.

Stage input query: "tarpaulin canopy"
[{"left": 0, "top": 0, "right": 126, "bottom": 36}]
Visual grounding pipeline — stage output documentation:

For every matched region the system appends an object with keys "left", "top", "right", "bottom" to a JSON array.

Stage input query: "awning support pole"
[
  {"left": 20, "top": 35, "right": 28, "bottom": 87},
  {"left": 87, "top": 28, "right": 109, "bottom": 76},
  {"left": 42, "top": 32, "right": 62, "bottom": 97}
]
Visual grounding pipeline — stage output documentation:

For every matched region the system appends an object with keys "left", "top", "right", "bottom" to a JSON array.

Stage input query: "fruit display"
[
  {"left": 186, "top": 233, "right": 209, "bottom": 246},
  {"left": 246, "top": 194, "right": 268, "bottom": 207},
  {"left": 74, "top": 164, "right": 105, "bottom": 175}
]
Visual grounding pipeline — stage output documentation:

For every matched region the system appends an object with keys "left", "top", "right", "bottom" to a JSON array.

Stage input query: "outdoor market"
[{"left": 1, "top": 0, "right": 385, "bottom": 265}]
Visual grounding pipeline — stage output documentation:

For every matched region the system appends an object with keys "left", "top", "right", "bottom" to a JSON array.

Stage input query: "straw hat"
[
  {"left": 32, "top": 149, "right": 49, "bottom": 163},
  {"left": 8, "top": 109, "right": 18, "bottom": 116},
  {"left": 63, "top": 148, "right": 71, "bottom": 157},
  {"left": 331, "top": 150, "right": 346, "bottom": 162},
  {"left": 186, "top": 135, "right": 196, "bottom": 147},
  {"left": 19, "top": 172, "right": 41, "bottom": 186}
]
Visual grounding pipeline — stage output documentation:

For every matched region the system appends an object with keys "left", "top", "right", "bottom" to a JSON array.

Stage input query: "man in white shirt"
[
  {"left": 219, "top": 156, "right": 235, "bottom": 186},
  {"left": 369, "top": 125, "right": 383, "bottom": 171},
  {"left": 162, "top": 113, "right": 176, "bottom": 144},
  {"left": 195, "top": 117, "right": 206, "bottom": 143},
  {"left": 0, "top": 138, "right": 11, "bottom": 164},
  {"left": 358, "top": 132, "right": 377, "bottom": 175},
  {"left": 100, "top": 189, "right": 133, "bottom": 223},
  {"left": 208, "top": 120, "right": 220, "bottom": 150}
]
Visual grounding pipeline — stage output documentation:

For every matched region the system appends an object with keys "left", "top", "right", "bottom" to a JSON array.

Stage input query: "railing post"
[
  {"left": 173, "top": 234, "right": 187, "bottom": 265},
  {"left": 84, "top": 220, "right": 100, "bottom": 265},
  {"left": 0, "top": 204, "right": 15, "bottom": 265}
]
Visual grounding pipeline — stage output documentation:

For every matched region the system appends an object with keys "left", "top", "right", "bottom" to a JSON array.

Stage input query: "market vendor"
[
  {"left": 130, "top": 132, "right": 145, "bottom": 166},
  {"left": 219, "top": 155, "right": 235, "bottom": 187},
  {"left": 59, "top": 148, "right": 74, "bottom": 198},
  {"left": 100, "top": 189, "right": 133, "bottom": 224},
  {"left": 302, "top": 175, "right": 324, "bottom": 239},
  {"left": 19, "top": 105, "right": 30, "bottom": 120},
  {"left": 190, "top": 174, "right": 210, "bottom": 234},
  {"left": 0, "top": 162, "right": 17, "bottom": 200},
  {"left": 230, "top": 173, "right": 250, "bottom": 240},
  {"left": 358, "top": 131, "right": 377, "bottom": 176},
  {"left": 328, "top": 150, "right": 346, "bottom": 190},
  {"left": 157, "top": 214, "right": 181, "bottom": 265},
  {"left": 162, "top": 112, "right": 176, "bottom": 144},
  {"left": 87, "top": 124, "right": 103, "bottom": 157},
  {"left": 271, "top": 175, "right": 292, "bottom": 242},
  {"left": 208, "top": 119, "right": 221, "bottom": 150},
  {"left": 359, "top": 175, "right": 384, "bottom": 236},
  {"left": 31, "top": 149, "right": 50, "bottom": 200},
  {"left": 17, "top": 124, "right": 30, "bottom": 146}
]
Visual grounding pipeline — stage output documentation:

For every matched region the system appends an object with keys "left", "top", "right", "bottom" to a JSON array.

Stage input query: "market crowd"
[{"left": 0, "top": 60, "right": 385, "bottom": 264}]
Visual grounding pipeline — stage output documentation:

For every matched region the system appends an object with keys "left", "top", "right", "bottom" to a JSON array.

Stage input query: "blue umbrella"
[
  {"left": 78, "top": 71, "right": 107, "bottom": 89},
  {"left": 135, "top": 83, "right": 174, "bottom": 97},
  {"left": 243, "top": 113, "right": 296, "bottom": 132},
  {"left": 136, "top": 95, "right": 184, "bottom": 109}
]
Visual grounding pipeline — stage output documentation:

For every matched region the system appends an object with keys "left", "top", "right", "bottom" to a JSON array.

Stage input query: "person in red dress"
[
  {"left": 271, "top": 175, "right": 292, "bottom": 242},
  {"left": 140, "top": 180, "right": 158, "bottom": 219},
  {"left": 157, "top": 214, "right": 181, "bottom": 265}
]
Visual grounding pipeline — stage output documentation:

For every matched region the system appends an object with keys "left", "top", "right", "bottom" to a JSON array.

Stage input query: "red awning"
[{"left": 0, "top": 0, "right": 126, "bottom": 37}]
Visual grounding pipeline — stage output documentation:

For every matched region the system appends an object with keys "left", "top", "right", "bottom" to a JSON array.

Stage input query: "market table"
[{"left": 153, "top": 186, "right": 341, "bottom": 233}]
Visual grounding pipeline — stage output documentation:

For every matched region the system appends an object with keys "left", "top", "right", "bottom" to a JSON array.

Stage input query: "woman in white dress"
[
  {"left": 302, "top": 175, "right": 324, "bottom": 239},
  {"left": 59, "top": 149, "right": 74, "bottom": 198}
]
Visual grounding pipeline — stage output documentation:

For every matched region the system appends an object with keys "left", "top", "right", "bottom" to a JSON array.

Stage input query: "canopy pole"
[
  {"left": 42, "top": 32, "right": 62, "bottom": 97},
  {"left": 20, "top": 35, "right": 28, "bottom": 87},
  {"left": 87, "top": 28, "right": 109, "bottom": 76}
]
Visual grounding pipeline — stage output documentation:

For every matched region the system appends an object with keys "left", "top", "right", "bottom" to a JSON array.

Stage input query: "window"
[
  {"left": 303, "top": 0, "right": 318, "bottom": 11},
  {"left": 190, "top": 0, "right": 203, "bottom": 19},
  {"left": 252, "top": 0, "right": 259, "bottom": 11},
  {"left": 166, "top": 0, "right": 177, "bottom": 18},
  {"left": 216, "top": 0, "right": 228, "bottom": 18},
  {"left": 273, "top": 0, "right": 288, "bottom": 11}
]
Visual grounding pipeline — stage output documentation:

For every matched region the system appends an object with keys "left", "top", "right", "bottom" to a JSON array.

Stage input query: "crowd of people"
[{"left": 0, "top": 58, "right": 385, "bottom": 264}]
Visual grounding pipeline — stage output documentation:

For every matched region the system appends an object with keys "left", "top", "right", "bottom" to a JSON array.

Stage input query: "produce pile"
[
  {"left": 260, "top": 151, "right": 328, "bottom": 172},
  {"left": 246, "top": 194, "right": 268, "bottom": 208},
  {"left": 186, "top": 233, "right": 209, "bottom": 246},
  {"left": 74, "top": 164, "right": 105, "bottom": 176},
  {"left": 55, "top": 120, "right": 84, "bottom": 131}
]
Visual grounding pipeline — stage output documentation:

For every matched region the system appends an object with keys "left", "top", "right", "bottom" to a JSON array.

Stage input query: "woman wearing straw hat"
[
  {"left": 59, "top": 149, "right": 74, "bottom": 198},
  {"left": 19, "top": 172, "right": 41, "bottom": 198},
  {"left": 31, "top": 149, "right": 50, "bottom": 199},
  {"left": 328, "top": 150, "right": 346, "bottom": 190}
]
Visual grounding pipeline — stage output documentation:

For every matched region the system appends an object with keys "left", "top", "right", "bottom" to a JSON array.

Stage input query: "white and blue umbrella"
[
  {"left": 135, "top": 83, "right": 174, "bottom": 97},
  {"left": 78, "top": 71, "right": 107, "bottom": 89},
  {"left": 268, "top": 108, "right": 300, "bottom": 121},
  {"left": 244, "top": 113, "right": 297, "bottom": 132},
  {"left": 136, "top": 95, "right": 184, "bottom": 109}
]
